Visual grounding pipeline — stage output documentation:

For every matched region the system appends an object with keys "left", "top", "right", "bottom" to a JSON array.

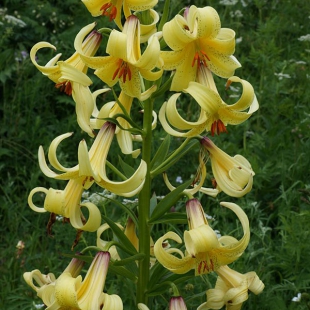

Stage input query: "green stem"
[{"left": 136, "top": 98, "right": 153, "bottom": 305}]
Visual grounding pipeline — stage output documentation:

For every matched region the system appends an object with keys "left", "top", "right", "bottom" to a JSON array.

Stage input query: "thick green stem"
[{"left": 136, "top": 98, "right": 153, "bottom": 305}]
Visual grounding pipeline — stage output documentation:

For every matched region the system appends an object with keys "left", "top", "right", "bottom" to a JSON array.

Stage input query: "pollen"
[{"left": 100, "top": 2, "right": 117, "bottom": 21}]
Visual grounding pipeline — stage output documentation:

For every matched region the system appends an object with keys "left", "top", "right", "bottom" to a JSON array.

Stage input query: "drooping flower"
[
  {"left": 198, "top": 265, "right": 264, "bottom": 310},
  {"left": 81, "top": 0, "right": 158, "bottom": 30},
  {"left": 37, "top": 122, "right": 147, "bottom": 197},
  {"left": 24, "top": 255, "right": 85, "bottom": 302},
  {"left": 159, "top": 75, "right": 258, "bottom": 138},
  {"left": 28, "top": 177, "right": 101, "bottom": 232},
  {"left": 30, "top": 29, "right": 103, "bottom": 136},
  {"left": 161, "top": 5, "right": 241, "bottom": 91},
  {"left": 74, "top": 19, "right": 163, "bottom": 99},
  {"left": 92, "top": 91, "right": 141, "bottom": 157},
  {"left": 25, "top": 252, "right": 123, "bottom": 310},
  {"left": 154, "top": 199, "right": 250, "bottom": 275},
  {"left": 169, "top": 296, "right": 188, "bottom": 310},
  {"left": 200, "top": 137, "right": 254, "bottom": 197}
]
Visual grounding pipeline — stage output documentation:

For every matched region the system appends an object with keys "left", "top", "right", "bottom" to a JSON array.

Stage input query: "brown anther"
[
  {"left": 210, "top": 119, "right": 228, "bottom": 136},
  {"left": 55, "top": 81, "right": 72, "bottom": 96},
  {"left": 226, "top": 79, "right": 232, "bottom": 89},
  {"left": 113, "top": 60, "right": 132, "bottom": 83},
  {"left": 100, "top": 2, "right": 117, "bottom": 21},
  {"left": 192, "top": 50, "right": 210, "bottom": 68}
]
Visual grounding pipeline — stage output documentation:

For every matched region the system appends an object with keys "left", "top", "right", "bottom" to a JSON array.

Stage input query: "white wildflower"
[
  {"left": 219, "top": 0, "right": 238, "bottom": 5},
  {"left": 274, "top": 73, "right": 291, "bottom": 80},
  {"left": 298, "top": 34, "right": 310, "bottom": 42},
  {"left": 4, "top": 15, "right": 26, "bottom": 27},
  {"left": 176, "top": 176, "right": 183, "bottom": 184},
  {"left": 292, "top": 293, "right": 301, "bottom": 302}
]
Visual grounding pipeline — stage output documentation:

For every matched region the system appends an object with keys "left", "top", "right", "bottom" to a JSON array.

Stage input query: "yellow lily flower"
[
  {"left": 200, "top": 137, "right": 254, "bottom": 197},
  {"left": 74, "top": 19, "right": 163, "bottom": 99},
  {"left": 28, "top": 177, "right": 101, "bottom": 232},
  {"left": 25, "top": 252, "right": 123, "bottom": 310},
  {"left": 37, "top": 122, "right": 147, "bottom": 197},
  {"left": 92, "top": 91, "right": 141, "bottom": 158},
  {"left": 30, "top": 30, "right": 102, "bottom": 136},
  {"left": 159, "top": 76, "right": 258, "bottom": 138},
  {"left": 198, "top": 265, "right": 264, "bottom": 310},
  {"left": 24, "top": 255, "right": 85, "bottom": 302},
  {"left": 81, "top": 0, "right": 158, "bottom": 30},
  {"left": 161, "top": 5, "right": 241, "bottom": 91},
  {"left": 162, "top": 153, "right": 219, "bottom": 197},
  {"left": 154, "top": 200, "right": 250, "bottom": 275}
]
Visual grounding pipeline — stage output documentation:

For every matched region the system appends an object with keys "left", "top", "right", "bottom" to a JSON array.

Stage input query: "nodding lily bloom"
[
  {"left": 30, "top": 30, "right": 102, "bottom": 136},
  {"left": 24, "top": 255, "right": 85, "bottom": 304},
  {"left": 169, "top": 296, "right": 188, "bottom": 310},
  {"left": 200, "top": 137, "right": 254, "bottom": 197},
  {"left": 25, "top": 252, "right": 123, "bottom": 310},
  {"left": 162, "top": 153, "right": 219, "bottom": 197},
  {"left": 92, "top": 91, "right": 141, "bottom": 158},
  {"left": 161, "top": 5, "right": 241, "bottom": 91},
  {"left": 38, "top": 122, "right": 147, "bottom": 197},
  {"left": 198, "top": 265, "right": 264, "bottom": 310},
  {"left": 154, "top": 200, "right": 250, "bottom": 276},
  {"left": 159, "top": 75, "right": 258, "bottom": 138},
  {"left": 28, "top": 178, "right": 101, "bottom": 232},
  {"left": 81, "top": 0, "right": 158, "bottom": 30},
  {"left": 74, "top": 19, "right": 163, "bottom": 99}
]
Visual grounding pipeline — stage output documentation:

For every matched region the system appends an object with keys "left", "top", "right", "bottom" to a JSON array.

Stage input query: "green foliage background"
[{"left": 1, "top": 0, "right": 310, "bottom": 309}]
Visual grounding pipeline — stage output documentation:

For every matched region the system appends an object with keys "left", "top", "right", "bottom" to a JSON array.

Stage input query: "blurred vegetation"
[{"left": 1, "top": 0, "right": 310, "bottom": 309}]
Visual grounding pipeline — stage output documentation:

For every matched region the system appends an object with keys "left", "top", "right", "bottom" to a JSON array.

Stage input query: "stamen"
[
  {"left": 191, "top": 50, "right": 210, "bottom": 68},
  {"left": 55, "top": 81, "right": 72, "bottom": 96},
  {"left": 210, "top": 119, "right": 227, "bottom": 136},
  {"left": 100, "top": 2, "right": 117, "bottom": 21},
  {"left": 112, "top": 60, "right": 132, "bottom": 83}
]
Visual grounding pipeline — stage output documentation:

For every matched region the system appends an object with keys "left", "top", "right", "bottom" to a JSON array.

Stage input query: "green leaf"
[
  {"left": 150, "top": 134, "right": 171, "bottom": 169},
  {"left": 113, "top": 253, "right": 145, "bottom": 266},
  {"left": 158, "top": 0, "right": 171, "bottom": 31},
  {"left": 102, "top": 215, "right": 137, "bottom": 256},
  {"left": 149, "top": 178, "right": 193, "bottom": 223},
  {"left": 108, "top": 264, "right": 137, "bottom": 282},
  {"left": 148, "top": 212, "right": 187, "bottom": 225},
  {"left": 151, "top": 139, "right": 199, "bottom": 177},
  {"left": 118, "top": 156, "right": 135, "bottom": 177}
]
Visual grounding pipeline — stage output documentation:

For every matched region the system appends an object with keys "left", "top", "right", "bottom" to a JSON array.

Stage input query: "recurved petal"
[
  {"left": 107, "top": 30, "right": 129, "bottom": 60},
  {"left": 81, "top": 0, "right": 109, "bottom": 16},
  {"left": 100, "top": 293, "right": 124, "bottom": 309},
  {"left": 72, "top": 83, "right": 96, "bottom": 137},
  {"left": 58, "top": 62, "right": 93, "bottom": 86},
  {"left": 184, "top": 225, "right": 220, "bottom": 256},
  {"left": 69, "top": 202, "right": 101, "bottom": 232},
  {"left": 99, "top": 160, "right": 147, "bottom": 197},
  {"left": 184, "top": 82, "right": 224, "bottom": 117},
  {"left": 225, "top": 76, "right": 259, "bottom": 112},
  {"left": 30, "top": 42, "right": 61, "bottom": 81},
  {"left": 23, "top": 270, "right": 56, "bottom": 293},
  {"left": 127, "top": 0, "right": 158, "bottom": 11},
  {"left": 134, "top": 35, "right": 160, "bottom": 70},
  {"left": 53, "top": 272, "right": 82, "bottom": 308},
  {"left": 190, "top": 6, "right": 221, "bottom": 39},
  {"left": 154, "top": 232, "right": 193, "bottom": 274},
  {"left": 206, "top": 51, "right": 241, "bottom": 78},
  {"left": 159, "top": 101, "right": 206, "bottom": 137},
  {"left": 165, "top": 92, "right": 207, "bottom": 130},
  {"left": 163, "top": 15, "right": 195, "bottom": 50}
]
